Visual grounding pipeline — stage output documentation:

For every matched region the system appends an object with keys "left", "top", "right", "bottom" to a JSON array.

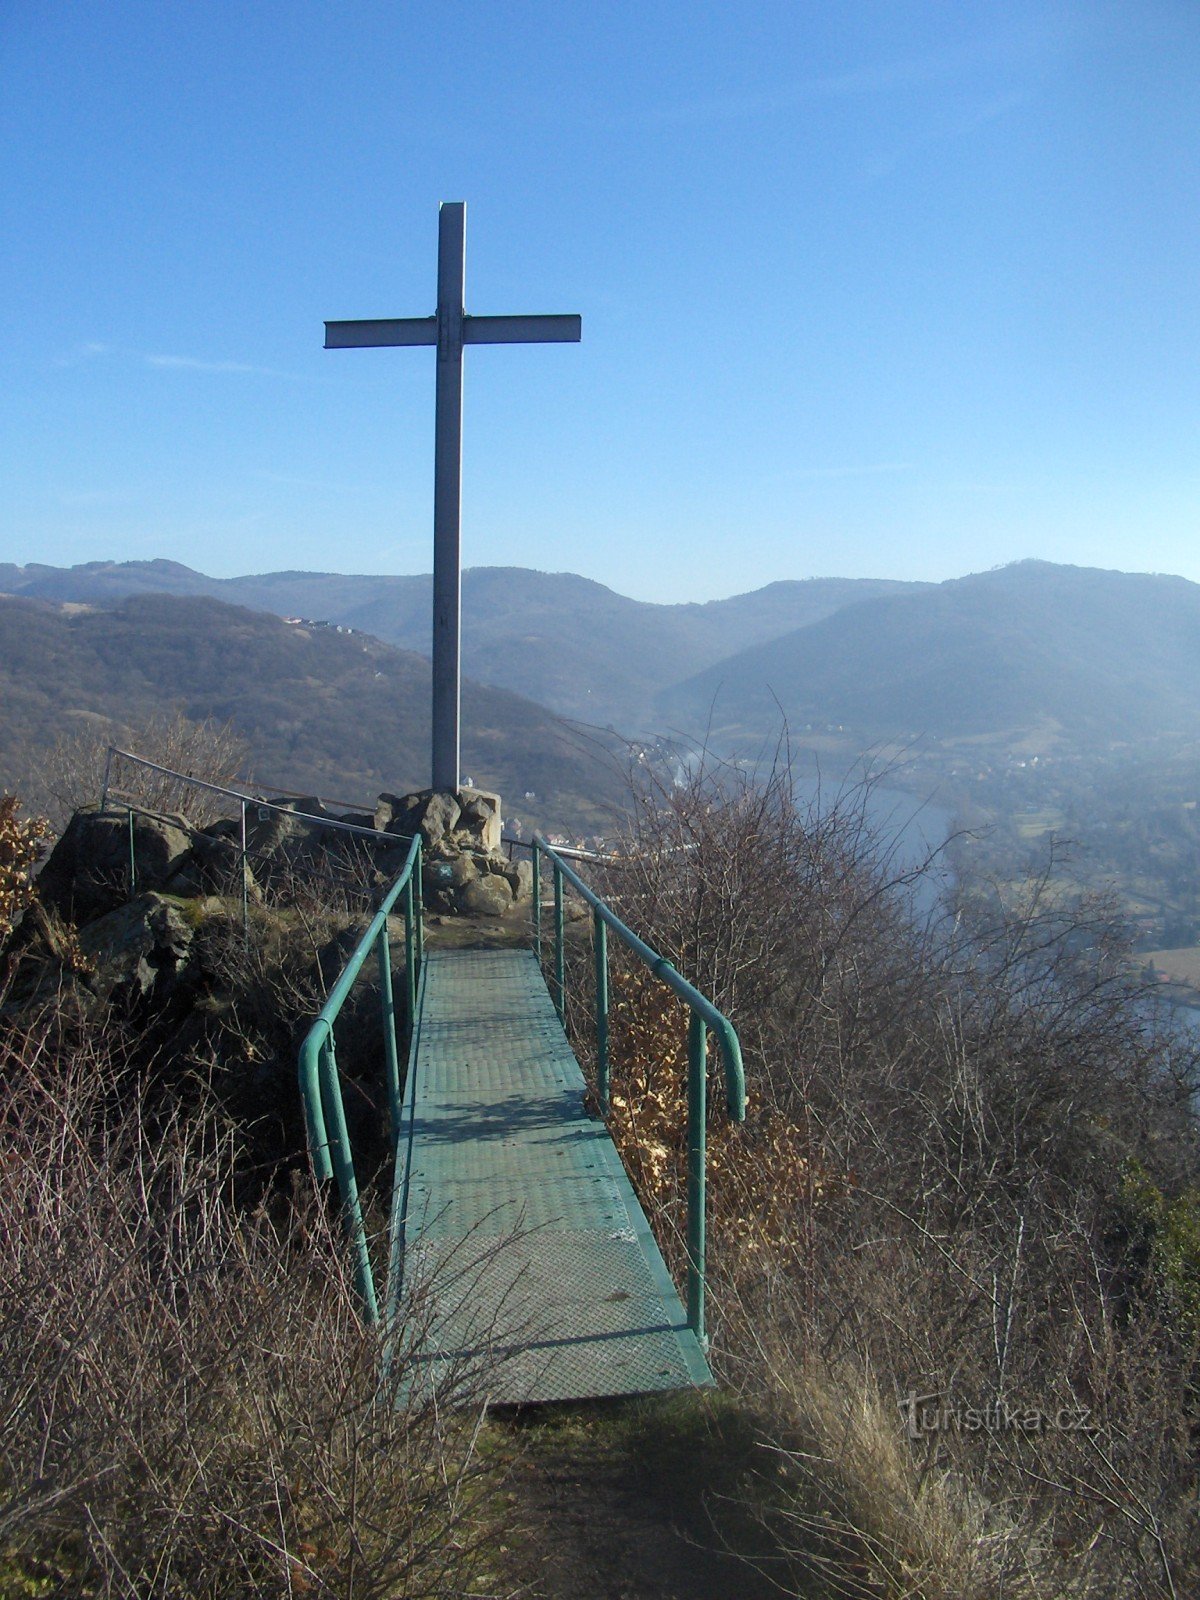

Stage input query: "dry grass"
[
  {"left": 761, "top": 1349, "right": 1014, "bottom": 1600},
  {"left": 0, "top": 1013, "right": 497, "bottom": 1600}
]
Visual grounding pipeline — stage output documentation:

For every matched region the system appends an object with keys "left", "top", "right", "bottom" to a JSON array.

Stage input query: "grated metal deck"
[{"left": 386, "top": 947, "right": 712, "bottom": 1404}]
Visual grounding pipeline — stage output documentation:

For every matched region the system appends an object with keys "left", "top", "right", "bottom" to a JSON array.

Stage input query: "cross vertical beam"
[
  {"left": 432, "top": 202, "right": 466, "bottom": 792},
  {"left": 324, "top": 202, "right": 581, "bottom": 793}
]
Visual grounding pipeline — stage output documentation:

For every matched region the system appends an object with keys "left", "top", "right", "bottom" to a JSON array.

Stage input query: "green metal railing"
[
  {"left": 531, "top": 835, "right": 746, "bottom": 1345},
  {"left": 297, "top": 835, "right": 424, "bottom": 1324}
]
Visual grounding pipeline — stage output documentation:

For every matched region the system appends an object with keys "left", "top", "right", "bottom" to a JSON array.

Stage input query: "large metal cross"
[{"left": 325, "top": 201, "right": 581, "bottom": 793}]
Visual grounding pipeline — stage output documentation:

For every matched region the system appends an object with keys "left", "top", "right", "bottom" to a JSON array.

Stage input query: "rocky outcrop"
[
  {"left": 31, "top": 782, "right": 531, "bottom": 936},
  {"left": 168, "top": 828, "right": 262, "bottom": 902},
  {"left": 375, "top": 787, "right": 525, "bottom": 917},
  {"left": 458, "top": 792, "right": 502, "bottom": 854},
  {"left": 36, "top": 807, "right": 195, "bottom": 925},
  {"left": 77, "top": 891, "right": 208, "bottom": 1007}
]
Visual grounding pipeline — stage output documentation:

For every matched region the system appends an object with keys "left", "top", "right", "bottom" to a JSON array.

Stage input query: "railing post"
[
  {"left": 296, "top": 837, "right": 422, "bottom": 1327},
  {"left": 319, "top": 1035, "right": 380, "bottom": 1324},
  {"left": 594, "top": 909, "right": 609, "bottom": 1114},
  {"left": 414, "top": 836, "right": 425, "bottom": 968},
  {"left": 378, "top": 922, "right": 402, "bottom": 1135},
  {"left": 239, "top": 799, "right": 249, "bottom": 938},
  {"left": 298, "top": 1027, "right": 334, "bottom": 1183},
  {"left": 404, "top": 875, "right": 417, "bottom": 1030},
  {"left": 686, "top": 1011, "right": 708, "bottom": 1345},
  {"left": 532, "top": 844, "right": 541, "bottom": 968},
  {"left": 127, "top": 807, "right": 137, "bottom": 894},
  {"left": 553, "top": 859, "right": 565, "bottom": 1022}
]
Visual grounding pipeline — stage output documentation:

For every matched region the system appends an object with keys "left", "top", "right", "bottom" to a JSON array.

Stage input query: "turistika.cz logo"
[{"left": 899, "top": 1391, "right": 1098, "bottom": 1440}]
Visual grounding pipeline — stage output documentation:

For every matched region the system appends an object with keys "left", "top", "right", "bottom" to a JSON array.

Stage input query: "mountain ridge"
[
  {"left": 660, "top": 560, "right": 1200, "bottom": 748},
  {"left": 0, "top": 560, "right": 925, "bottom": 728},
  {"left": 0, "top": 591, "right": 629, "bottom": 831},
  {"left": 8, "top": 557, "right": 1200, "bottom": 760}
]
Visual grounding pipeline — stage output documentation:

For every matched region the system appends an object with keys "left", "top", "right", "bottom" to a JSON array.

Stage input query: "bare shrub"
[
  {"left": 242, "top": 830, "right": 385, "bottom": 924},
  {"left": 25, "top": 710, "right": 250, "bottom": 831},
  {"left": 566, "top": 752, "right": 1200, "bottom": 1597},
  {"left": 596, "top": 959, "right": 837, "bottom": 1290},
  {"left": 0, "top": 1015, "right": 495, "bottom": 1599}
]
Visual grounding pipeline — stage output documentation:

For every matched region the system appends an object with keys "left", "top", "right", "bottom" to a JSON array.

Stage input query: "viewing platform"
[{"left": 388, "top": 946, "right": 713, "bottom": 1404}]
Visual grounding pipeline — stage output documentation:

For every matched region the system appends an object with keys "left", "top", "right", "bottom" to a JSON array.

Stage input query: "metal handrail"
[
  {"left": 297, "top": 834, "right": 424, "bottom": 1324},
  {"left": 101, "top": 746, "right": 393, "bottom": 844},
  {"left": 503, "top": 835, "right": 624, "bottom": 866},
  {"left": 531, "top": 834, "right": 746, "bottom": 1346}
]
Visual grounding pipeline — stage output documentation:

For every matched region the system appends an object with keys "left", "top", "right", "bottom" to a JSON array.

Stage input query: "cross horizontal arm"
[
  {"left": 464, "top": 314, "right": 581, "bottom": 345},
  {"left": 324, "top": 317, "right": 437, "bottom": 349}
]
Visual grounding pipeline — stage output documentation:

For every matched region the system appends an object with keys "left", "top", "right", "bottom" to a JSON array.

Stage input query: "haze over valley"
[
  {"left": 7, "top": 554, "right": 1200, "bottom": 954},
  {"left": 7, "top": 552, "right": 1200, "bottom": 754}
]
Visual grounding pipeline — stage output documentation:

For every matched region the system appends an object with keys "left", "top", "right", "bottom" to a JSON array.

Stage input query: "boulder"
[
  {"left": 77, "top": 891, "right": 202, "bottom": 1005},
  {"left": 374, "top": 793, "right": 410, "bottom": 832},
  {"left": 368, "top": 838, "right": 414, "bottom": 885},
  {"left": 377, "top": 790, "right": 461, "bottom": 848},
  {"left": 169, "top": 832, "right": 262, "bottom": 903},
  {"left": 244, "top": 798, "right": 327, "bottom": 860},
  {"left": 457, "top": 789, "right": 502, "bottom": 853},
  {"left": 191, "top": 830, "right": 244, "bottom": 877},
  {"left": 498, "top": 858, "right": 534, "bottom": 904},
  {"left": 421, "top": 855, "right": 460, "bottom": 911},
  {"left": 368, "top": 788, "right": 526, "bottom": 916},
  {"left": 333, "top": 811, "right": 377, "bottom": 833},
  {"left": 37, "top": 807, "right": 195, "bottom": 925},
  {"left": 202, "top": 817, "right": 240, "bottom": 841},
  {"left": 282, "top": 797, "right": 327, "bottom": 817},
  {"left": 416, "top": 791, "right": 462, "bottom": 847},
  {"left": 456, "top": 874, "right": 515, "bottom": 918},
  {"left": 439, "top": 852, "right": 481, "bottom": 890}
]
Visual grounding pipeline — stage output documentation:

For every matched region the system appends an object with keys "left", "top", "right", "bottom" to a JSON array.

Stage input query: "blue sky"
[{"left": 2, "top": 0, "right": 1197, "bottom": 603}]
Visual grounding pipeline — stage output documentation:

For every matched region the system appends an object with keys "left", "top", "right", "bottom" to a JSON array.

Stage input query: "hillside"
[
  {"left": 0, "top": 593, "right": 629, "bottom": 830},
  {"left": 0, "top": 560, "right": 922, "bottom": 730},
  {"left": 659, "top": 560, "right": 1200, "bottom": 750},
  {"left": 10, "top": 557, "right": 1200, "bottom": 762}
]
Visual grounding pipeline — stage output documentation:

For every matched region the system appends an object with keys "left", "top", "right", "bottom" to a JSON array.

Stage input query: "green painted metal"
[
  {"left": 552, "top": 858, "right": 565, "bottom": 1020},
  {"left": 531, "top": 847, "right": 542, "bottom": 965},
  {"left": 403, "top": 877, "right": 416, "bottom": 1021},
  {"left": 389, "top": 948, "right": 713, "bottom": 1402},
  {"left": 297, "top": 834, "right": 423, "bottom": 1321},
  {"left": 289, "top": 816, "right": 741, "bottom": 1387},
  {"left": 378, "top": 925, "right": 402, "bottom": 1132},
  {"left": 531, "top": 836, "right": 747, "bottom": 1340},
  {"left": 322, "top": 1034, "right": 380, "bottom": 1325},
  {"left": 594, "top": 908, "right": 609, "bottom": 1114},
  {"left": 687, "top": 1011, "right": 708, "bottom": 1344},
  {"left": 127, "top": 806, "right": 136, "bottom": 894}
]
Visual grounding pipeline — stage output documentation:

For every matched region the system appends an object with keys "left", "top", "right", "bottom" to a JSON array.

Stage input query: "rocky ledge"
[{"left": 34, "top": 785, "right": 531, "bottom": 929}]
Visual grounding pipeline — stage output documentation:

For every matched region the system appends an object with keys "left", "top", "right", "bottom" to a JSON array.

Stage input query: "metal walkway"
[{"left": 387, "top": 947, "right": 713, "bottom": 1404}]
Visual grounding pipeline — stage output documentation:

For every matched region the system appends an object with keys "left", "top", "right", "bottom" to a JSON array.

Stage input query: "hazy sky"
[{"left": 2, "top": 1, "right": 1197, "bottom": 603}]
